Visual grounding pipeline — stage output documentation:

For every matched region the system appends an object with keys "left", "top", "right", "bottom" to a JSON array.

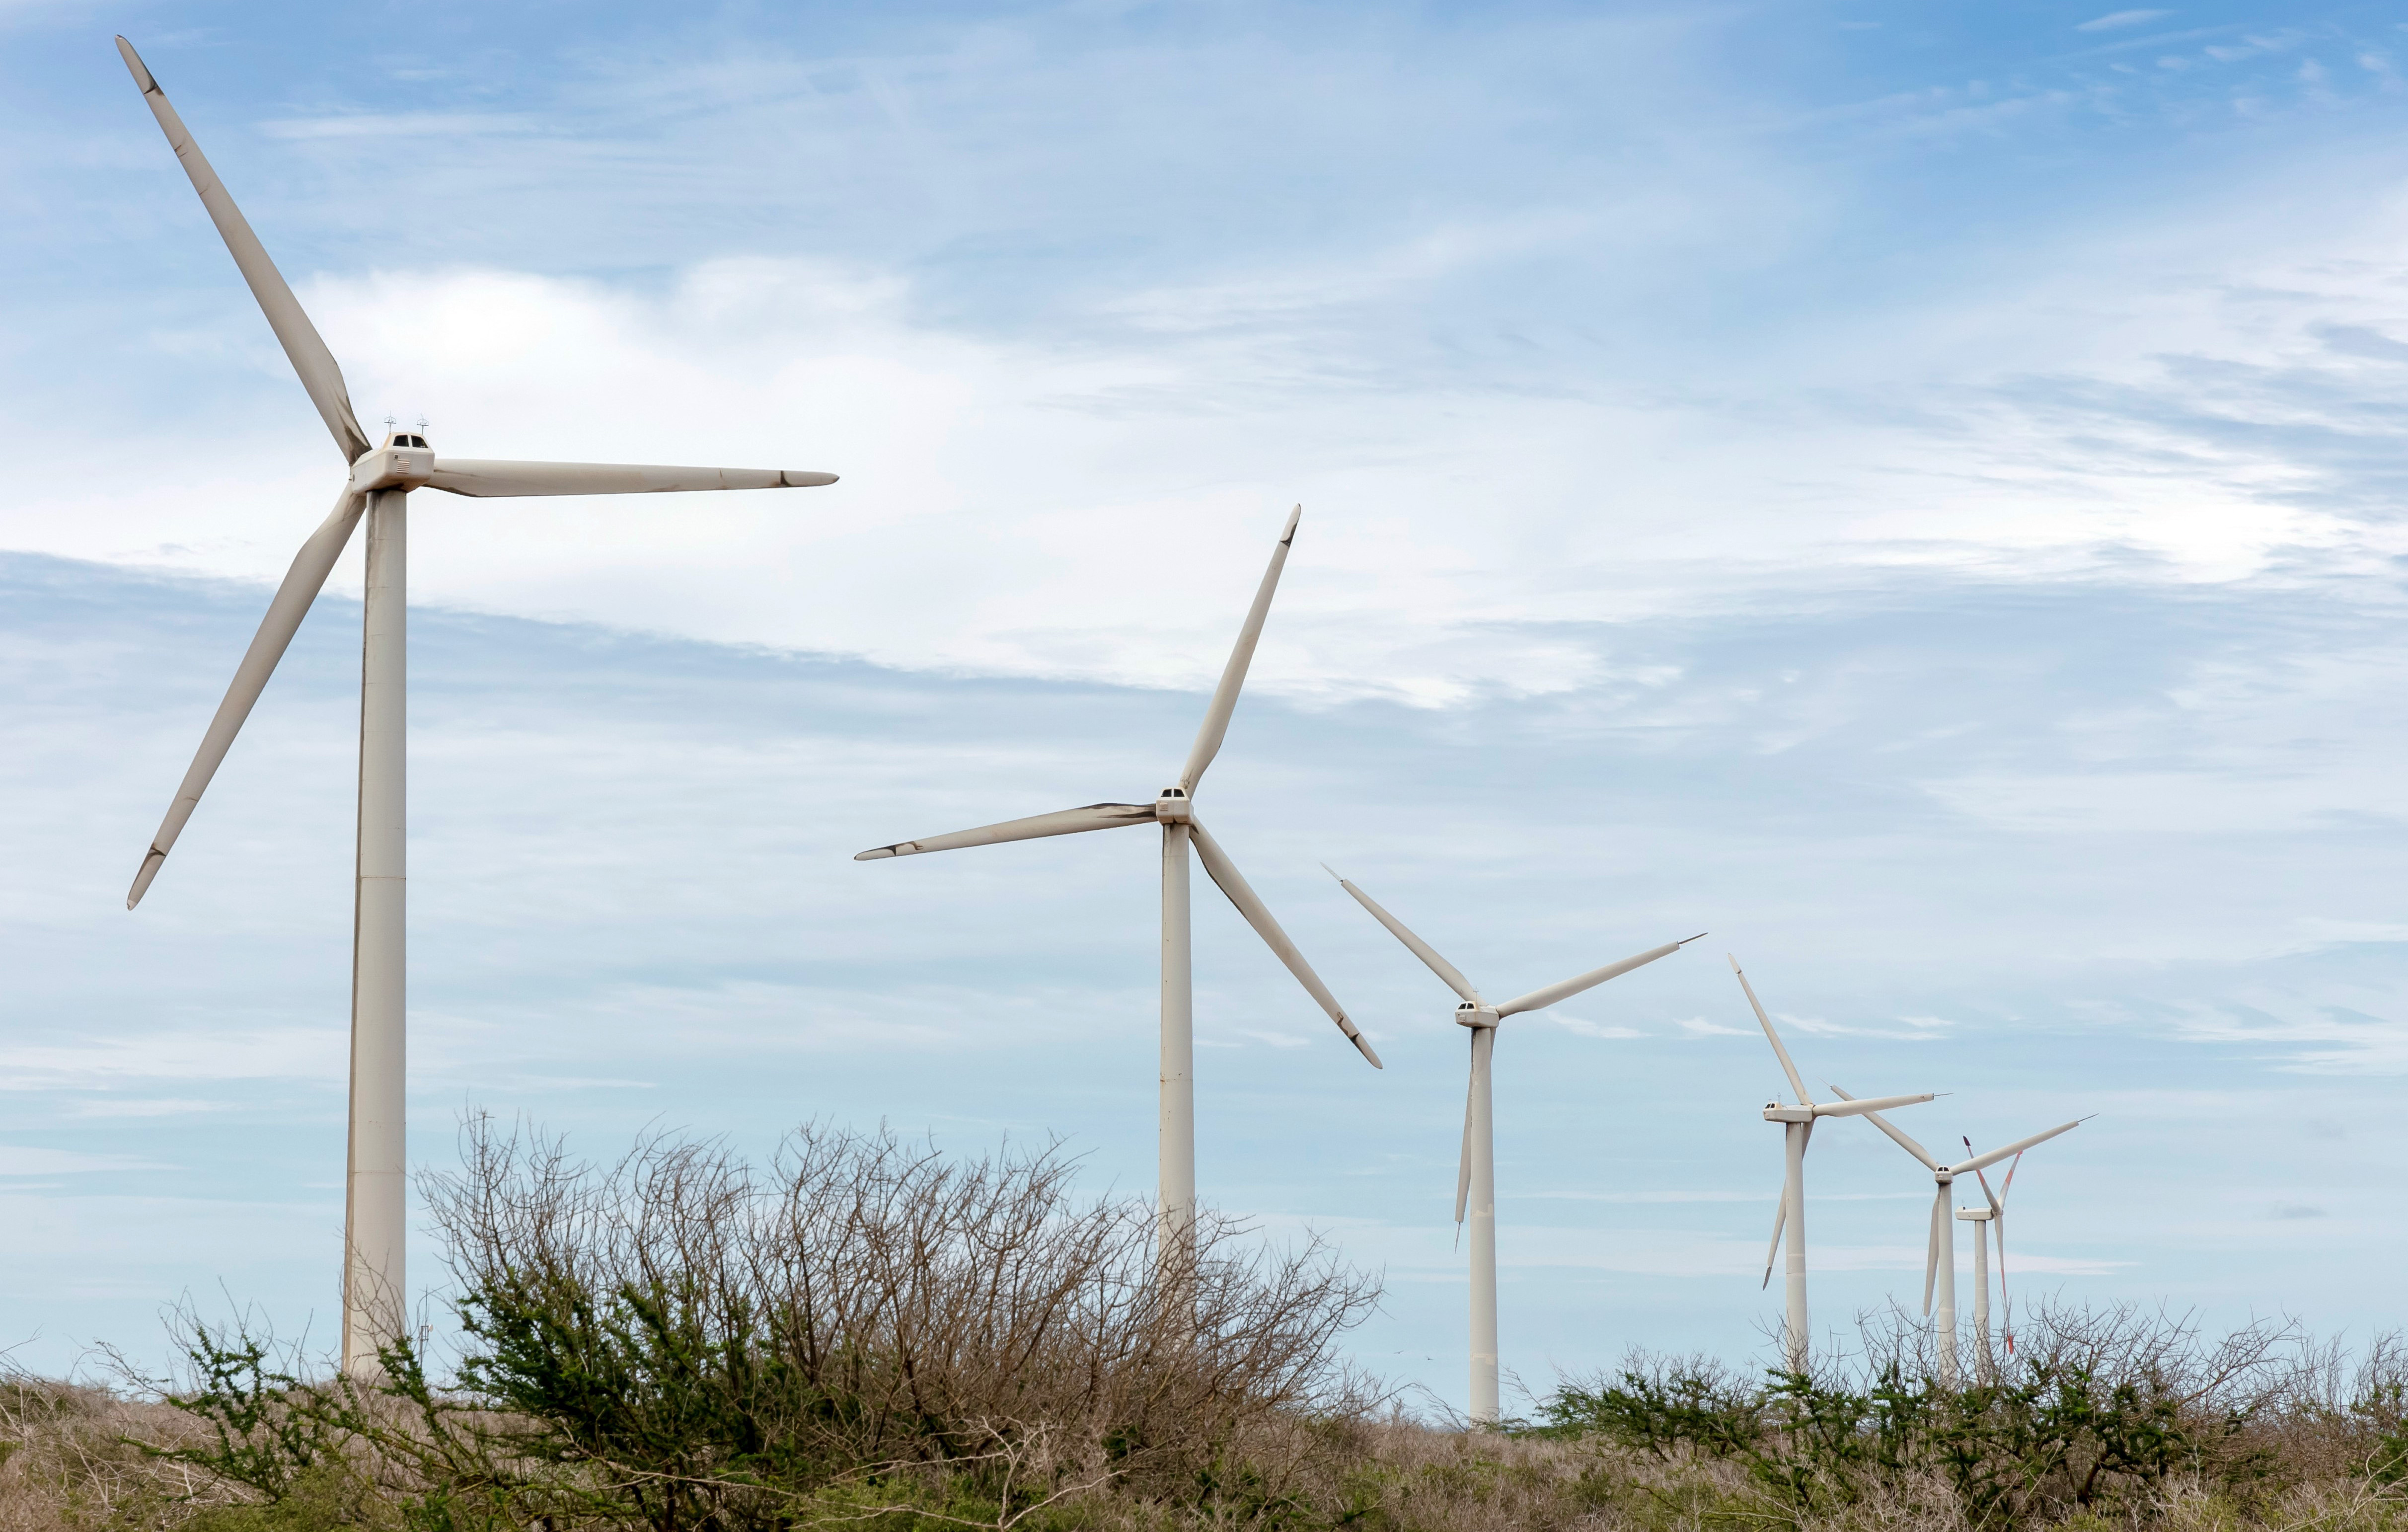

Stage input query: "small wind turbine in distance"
[
  {"left": 1829, "top": 1088, "right": 2088, "bottom": 1388},
  {"left": 855, "top": 508, "right": 1378, "bottom": 1273},
  {"left": 1729, "top": 956, "right": 1937, "bottom": 1375},
  {"left": 1329, "top": 870, "right": 1701, "bottom": 1428},
  {"left": 113, "top": 37, "right": 838, "bottom": 1379},
  {"left": 1962, "top": 1143, "right": 2036, "bottom": 1379}
]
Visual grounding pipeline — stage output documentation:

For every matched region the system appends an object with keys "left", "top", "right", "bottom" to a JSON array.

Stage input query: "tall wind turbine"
[
  {"left": 1729, "top": 956, "right": 1935, "bottom": 1375},
  {"left": 1331, "top": 872, "right": 1699, "bottom": 1426},
  {"left": 115, "top": 37, "right": 838, "bottom": 1377},
  {"left": 1833, "top": 1091, "right": 2085, "bottom": 1386},
  {"left": 855, "top": 508, "right": 1379, "bottom": 1265}
]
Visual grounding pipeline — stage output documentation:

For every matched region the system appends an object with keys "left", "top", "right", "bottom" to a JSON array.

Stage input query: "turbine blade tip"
[
  {"left": 854, "top": 847, "right": 898, "bottom": 861},
  {"left": 115, "top": 36, "right": 156, "bottom": 88},
  {"left": 1679, "top": 931, "right": 1708, "bottom": 945},
  {"left": 126, "top": 850, "right": 165, "bottom": 909}
]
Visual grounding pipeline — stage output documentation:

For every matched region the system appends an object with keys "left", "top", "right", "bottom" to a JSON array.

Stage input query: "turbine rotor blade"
[
  {"left": 1812, "top": 1092, "right": 1936, "bottom": 1120},
  {"left": 1947, "top": 1118, "right": 2087, "bottom": 1177},
  {"left": 1994, "top": 1214, "right": 2011, "bottom": 1349},
  {"left": 1729, "top": 954, "right": 1810, "bottom": 1104},
  {"left": 854, "top": 802, "right": 1156, "bottom": 860},
  {"left": 1498, "top": 933, "right": 1704, "bottom": 1017},
  {"left": 426, "top": 460, "right": 838, "bottom": 497},
  {"left": 1455, "top": 1032, "right": 1475, "bottom": 1230},
  {"left": 1327, "top": 868, "right": 1478, "bottom": 1003},
  {"left": 1177, "top": 506, "right": 1299, "bottom": 793},
  {"left": 1969, "top": 1144, "right": 2005, "bottom": 1218},
  {"left": 1923, "top": 1186, "right": 1944, "bottom": 1317},
  {"left": 1995, "top": 1152, "right": 2022, "bottom": 1353},
  {"left": 1827, "top": 1083, "right": 1938, "bottom": 1168},
  {"left": 1763, "top": 1172, "right": 1790, "bottom": 1290},
  {"left": 1188, "top": 817, "right": 1380, "bottom": 1067},
  {"left": 116, "top": 38, "right": 370, "bottom": 463},
  {"left": 128, "top": 488, "right": 367, "bottom": 907}
]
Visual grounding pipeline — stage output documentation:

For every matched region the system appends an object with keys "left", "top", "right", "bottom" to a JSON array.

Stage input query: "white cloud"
[
  {"left": 1550, "top": 1014, "right": 1644, "bottom": 1039},
  {"left": 0, "top": 1148, "right": 175, "bottom": 1177},
  {"left": 2078, "top": 10, "right": 2173, "bottom": 32},
  {"left": 257, "top": 113, "right": 539, "bottom": 140},
  {"left": 23, "top": 180, "right": 2408, "bottom": 723},
  {"left": 0, "top": 1029, "right": 345, "bottom": 1088}
]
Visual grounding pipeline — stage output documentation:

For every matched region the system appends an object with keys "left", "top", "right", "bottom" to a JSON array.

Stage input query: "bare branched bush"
[{"left": 412, "top": 1115, "right": 1383, "bottom": 1527}]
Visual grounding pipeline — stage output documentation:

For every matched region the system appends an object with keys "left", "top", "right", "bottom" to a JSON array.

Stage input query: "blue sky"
[{"left": 3, "top": 0, "right": 2407, "bottom": 1411}]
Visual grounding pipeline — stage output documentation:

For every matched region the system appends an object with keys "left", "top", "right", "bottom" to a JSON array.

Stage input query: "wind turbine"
[
  {"left": 1960, "top": 1144, "right": 2032, "bottom": 1380},
  {"left": 1330, "top": 872, "right": 1699, "bottom": 1427},
  {"left": 114, "top": 38, "right": 838, "bottom": 1377},
  {"left": 855, "top": 507, "right": 1378, "bottom": 1268},
  {"left": 1830, "top": 1089, "right": 2085, "bottom": 1387},
  {"left": 1729, "top": 956, "right": 1936, "bottom": 1375}
]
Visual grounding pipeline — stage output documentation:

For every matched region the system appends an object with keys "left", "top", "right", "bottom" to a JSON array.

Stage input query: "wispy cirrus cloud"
[
  {"left": 2079, "top": 9, "right": 2173, "bottom": 32},
  {"left": 257, "top": 112, "right": 541, "bottom": 140}
]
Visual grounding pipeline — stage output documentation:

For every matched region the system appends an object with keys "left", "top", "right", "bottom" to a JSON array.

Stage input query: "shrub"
[
  {"left": 107, "top": 1119, "right": 1383, "bottom": 1532},
  {"left": 1530, "top": 1304, "right": 2402, "bottom": 1531}
]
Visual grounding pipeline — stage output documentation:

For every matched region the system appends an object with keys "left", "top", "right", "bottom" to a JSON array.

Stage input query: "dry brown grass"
[
  {"left": 0, "top": 1377, "right": 240, "bottom": 1532},
  {"left": 3, "top": 1379, "right": 2407, "bottom": 1532}
]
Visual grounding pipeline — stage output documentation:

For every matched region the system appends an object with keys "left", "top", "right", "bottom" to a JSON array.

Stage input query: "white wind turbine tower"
[
  {"left": 855, "top": 508, "right": 1379, "bottom": 1266},
  {"left": 1729, "top": 957, "right": 1936, "bottom": 1375},
  {"left": 1331, "top": 872, "right": 1700, "bottom": 1427},
  {"left": 114, "top": 38, "right": 838, "bottom": 1377},
  {"left": 1833, "top": 1092, "right": 2086, "bottom": 1387}
]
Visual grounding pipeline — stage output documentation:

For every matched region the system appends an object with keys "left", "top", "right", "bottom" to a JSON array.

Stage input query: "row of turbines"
[{"left": 106, "top": 37, "right": 2091, "bottom": 1419}]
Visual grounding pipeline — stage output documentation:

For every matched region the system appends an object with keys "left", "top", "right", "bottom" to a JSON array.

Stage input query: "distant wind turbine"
[
  {"left": 114, "top": 37, "right": 838, "bottom": 1377},
  {"left": 1330, "top": 870, "right": 1699, "bottom": 1426},
  {"left": 1729, "top": 956, "right": 1936, "bottom": 1374},
  {"left": 1961, "top": 1143, "right": 2034, "bottom": 1379},
  {"left": 856, "top": 508, "right": 1378, "bottom": 1268},
  {"left": 1832, "top": 1090, "right": 2087, "bottom": 1386}
]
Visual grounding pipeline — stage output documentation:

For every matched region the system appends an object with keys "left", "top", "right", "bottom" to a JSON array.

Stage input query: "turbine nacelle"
[
  {"left": 1154, "top": 787, "right": 1193, "bottom": 823},
  {"left": 351, "top": 435, "right": 438, "bottom": 494},
  {"left": 1956, "top": 1205, "right": 1995, "bottom": 1222},
  {"left": 1453, "top": 1002, "right": 1500, "bottom": 1030}
]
